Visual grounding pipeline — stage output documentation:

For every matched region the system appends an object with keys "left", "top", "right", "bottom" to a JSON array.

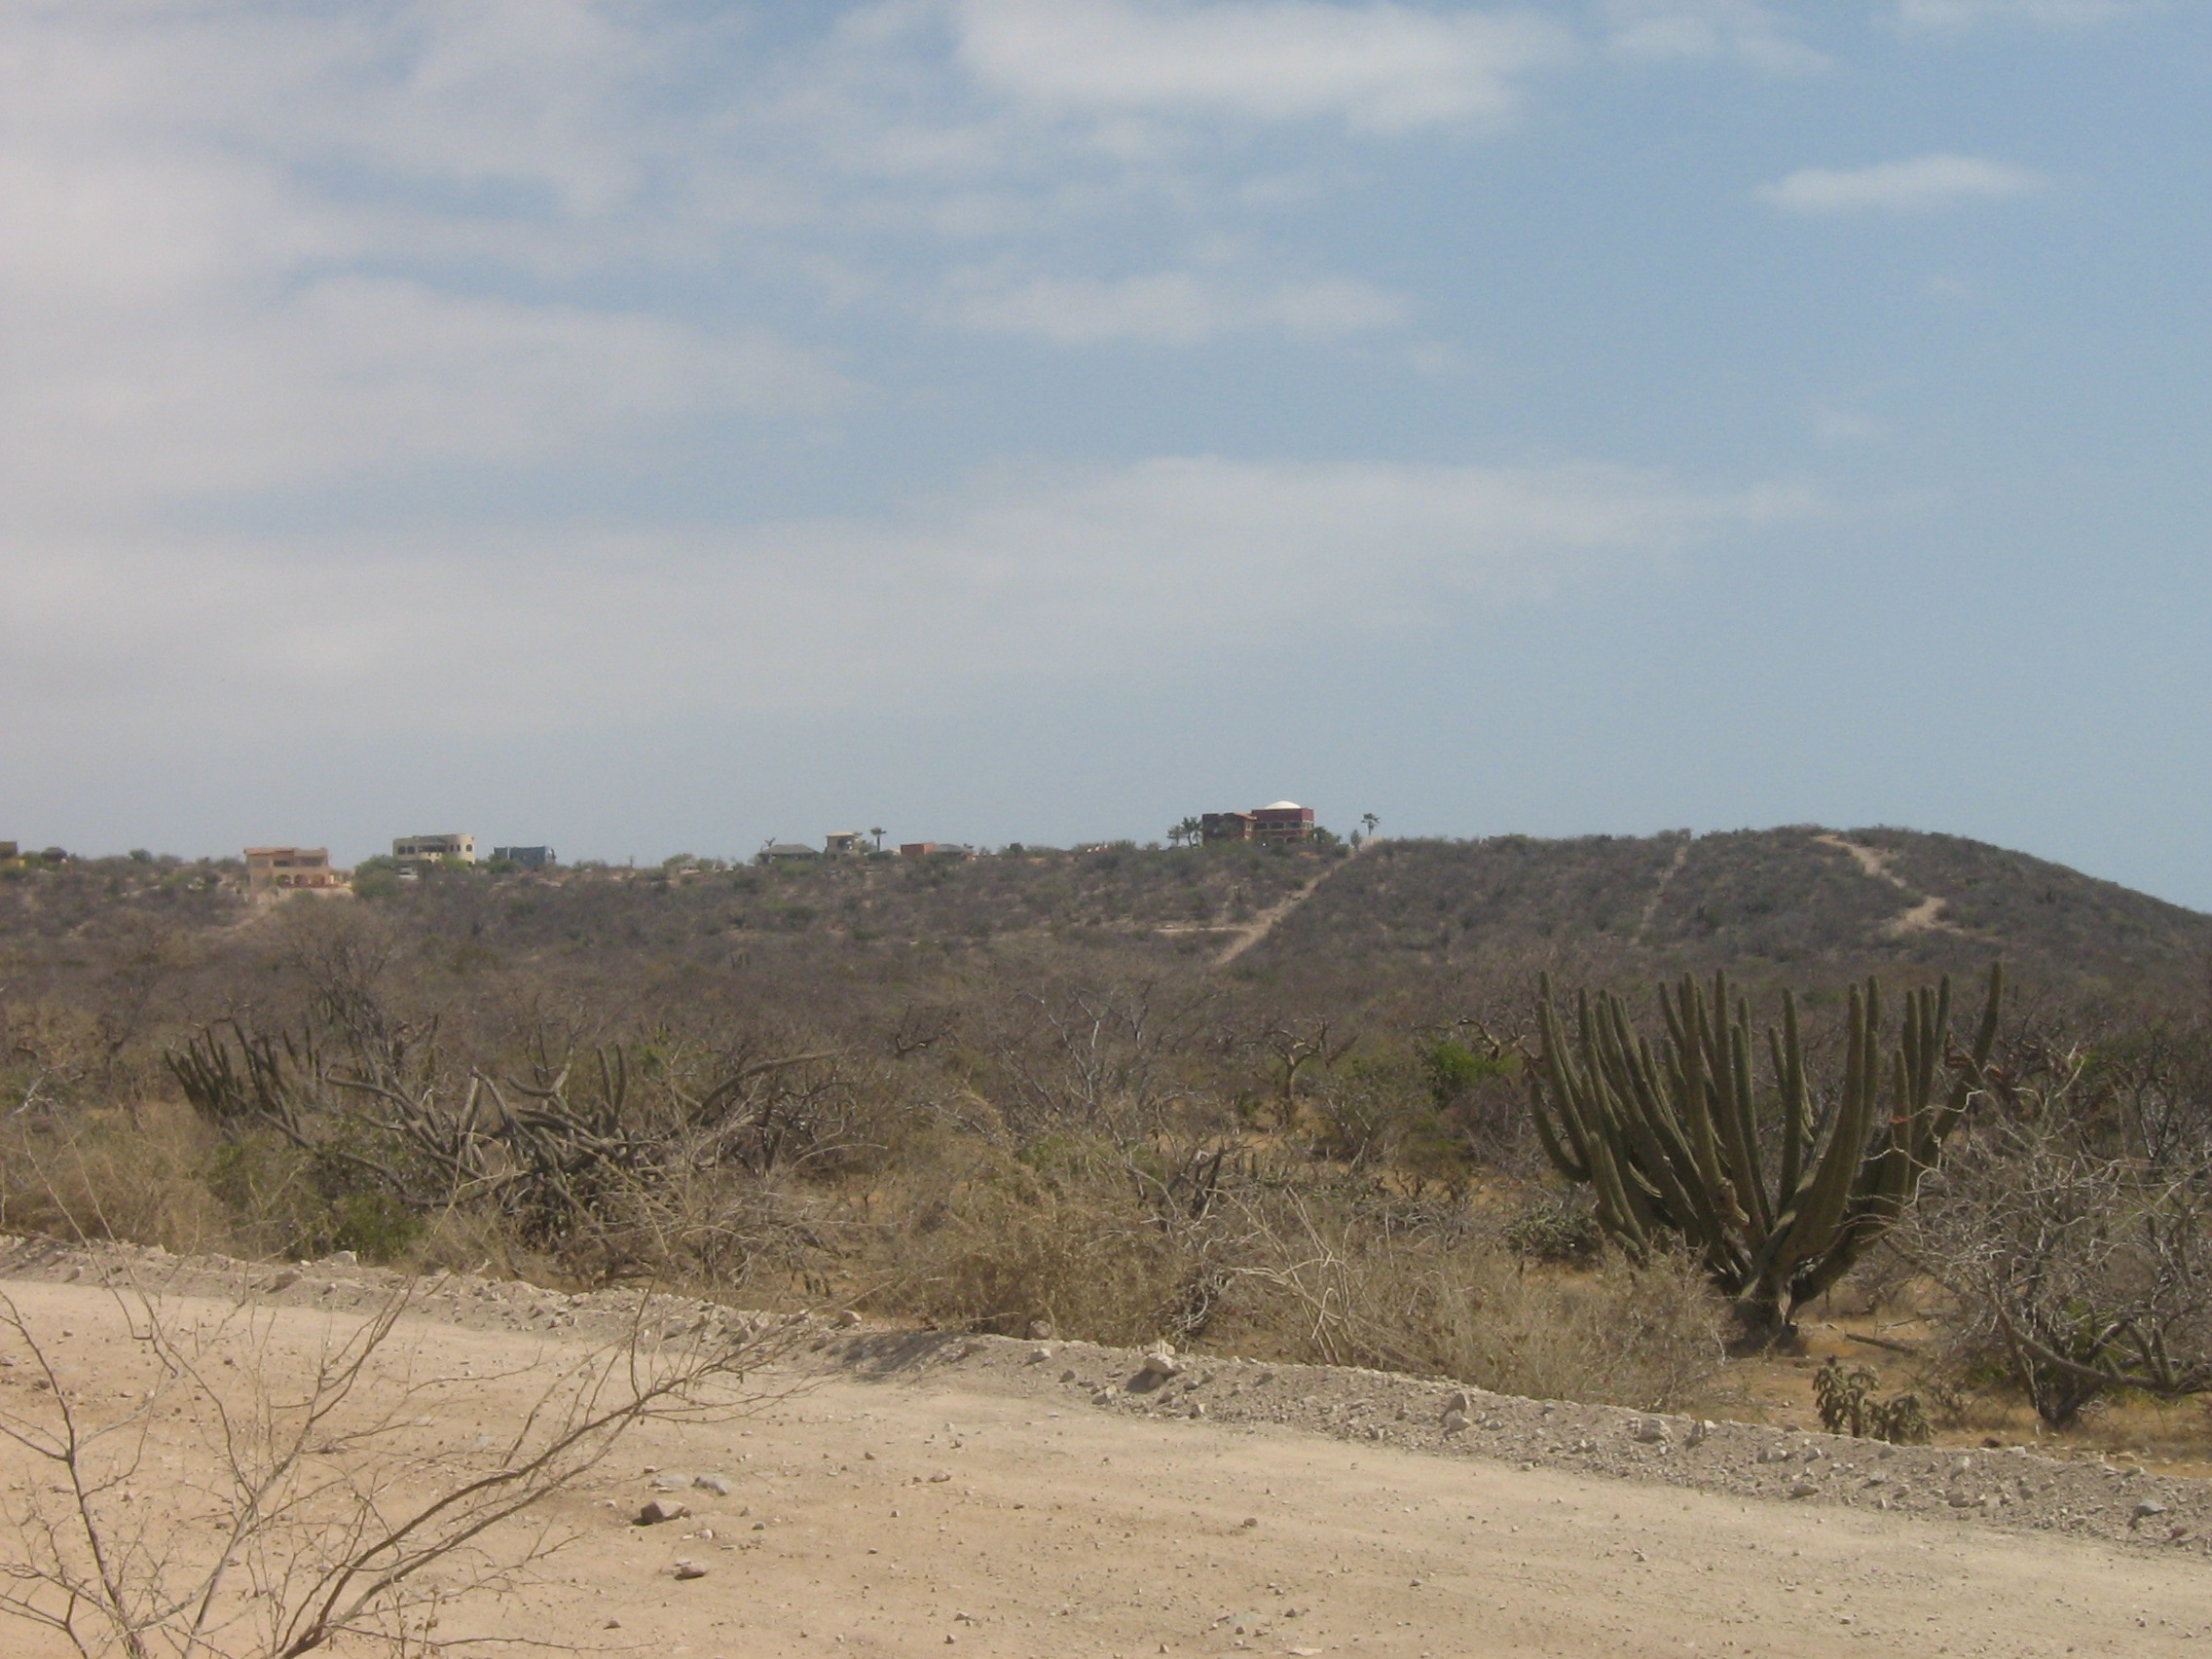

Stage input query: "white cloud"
[
  {"left": 951, "top": 0, "right": 1576, "bottom": 131},
  {"left": 1758, "top": 154, "right": 2045, "bottom": 214},
  {"left": 1810, "top": 403, "right": 1888, "bottom": 444},
  {"left": 1604, "top": 1, "right": 1829, "bottom": 74},
  {"left": 950, "top": 268, "right": 1408, "bottom": 343},
  {"left": 1892, "top": 1, "right": 2156, "bottom": 29},
  {"left": 0, "top": 3, "right": 846, "bottom": 516},
  {"left": 0, "top": 458, "right": 1814, "bottom": 736},
  {"left": 1, "top": 274, "right": 844, "bottom": 514}
]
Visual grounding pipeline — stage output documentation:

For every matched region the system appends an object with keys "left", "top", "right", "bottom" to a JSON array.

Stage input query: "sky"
[{"left": 3, "top": 1, "right": 2208, "bottom": 905}]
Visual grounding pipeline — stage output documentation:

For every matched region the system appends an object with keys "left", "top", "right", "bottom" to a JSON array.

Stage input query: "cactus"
[
  {"left": 1814, "top": 1357, "right": 1933, "bottom": 1444},
  {"left": 1529, "top": 963, "right": 2001, "bottom": 1333}
]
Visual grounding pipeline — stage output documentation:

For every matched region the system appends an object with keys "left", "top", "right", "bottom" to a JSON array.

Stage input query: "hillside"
[
  {"left": 1245, "top": 826, "right": 2212, "bottom": 998},
  {"left": 4, "top": 828, "right": 2204, "bottom": 1018}
]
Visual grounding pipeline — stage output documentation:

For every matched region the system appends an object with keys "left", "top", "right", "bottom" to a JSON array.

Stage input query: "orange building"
[{"left": 244, "top": 847, "right": 351, "bottom": 896}]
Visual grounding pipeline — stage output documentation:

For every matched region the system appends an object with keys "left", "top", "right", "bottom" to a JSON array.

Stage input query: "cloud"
[
  {"left": 0, "top": 458, "right": 1814, "bottom": 738},
  {"left": 1892, "top": 1, "right": 2156, "bottom": 29},
  {"left": 0, "top": 275, "right": 845, "bottom": 515},
  {"left": 1758, "top": 154, "right": 2045, "bottom": 214},
  {"left": 950, "top": 0, "right": 1576, "bottom": 131},
  {"left": 1604, "top": 1, "right": 1829, "bottom": 74},
  {"left": 949, "top": 268, "right": 1408, "bottom": 343},
  {"left": 1809, "top": 403, "right": 1888, "bottom": 445},
  {"left": 0, "top": 3, "right": 846, "bottom": 518}
]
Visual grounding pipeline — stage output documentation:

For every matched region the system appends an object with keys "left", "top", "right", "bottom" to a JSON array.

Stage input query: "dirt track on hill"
[{"left": 3, "top": 1242, "right": 2207, "bottom": 1658}]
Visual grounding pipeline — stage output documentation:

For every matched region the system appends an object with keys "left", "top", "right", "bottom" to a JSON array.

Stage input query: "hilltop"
[
  {"left": 4, "top": 827, "right": 2204, "bottom": 1016},
  {"left": 1247, "top": 826, "right": 2212, "bottom": 998}
]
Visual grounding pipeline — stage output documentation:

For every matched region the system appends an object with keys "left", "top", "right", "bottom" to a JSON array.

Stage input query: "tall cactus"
[{"left": 1529, "top": 964, "right": 2001, "bottom": 1332}]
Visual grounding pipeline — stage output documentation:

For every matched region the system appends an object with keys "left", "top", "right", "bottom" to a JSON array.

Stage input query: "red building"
[{"left": 1201, "top": 801, "right": 1315, "bottom": 846}]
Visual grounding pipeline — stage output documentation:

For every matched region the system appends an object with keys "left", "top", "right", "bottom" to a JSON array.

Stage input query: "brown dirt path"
[{"left": 3, "top": 1269, "right": 2204, "bottom": 1659}]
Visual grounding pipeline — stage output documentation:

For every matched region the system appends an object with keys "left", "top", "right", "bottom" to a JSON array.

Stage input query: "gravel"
[{"left": 9, "top": 1232, "right": 2205, "bottom": 1559}]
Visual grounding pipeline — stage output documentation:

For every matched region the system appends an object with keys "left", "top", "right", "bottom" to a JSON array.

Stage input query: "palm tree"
[
  {"left": 870, "top": 827, "right": 886, "bottom": 852},
  {"left": 1361, "top": 812, "right": 1379, "bottom": 838},
  {"left": 1174, "top": 814, "right": 1204, "bottom": 848}
]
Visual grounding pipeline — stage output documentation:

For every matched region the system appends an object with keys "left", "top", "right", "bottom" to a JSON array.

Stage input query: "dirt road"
[{"left": 1, "top": 1259, "right": 2204, "bottom": 1658}]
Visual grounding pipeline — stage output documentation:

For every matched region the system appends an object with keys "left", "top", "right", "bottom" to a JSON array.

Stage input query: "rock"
[
  {"left": 2133, "top": 1500, "right": 2171, "bottom": 1524},
  {"left": 1686, "top": 1420, "right": 1714, "bottom": 1449},
  {"left": 1030, "top": 1346, "right": 1055, "bottom": 1363},
  {"left": 636, "top": 1498, "right": 690, "bottom": 1525},
  {"left": 1631, "top": 1419, "right": 1668, "bottom": 1445},
  {"left": 929, "top": 1471, "right": 952, "bottom": 1483},
  {"left": 1947, "top": 1492, "right": 1977, "bottom": 1508},
  {"left": 1241, "top": 1517, "right": 1259, "bottom": 1529},
  {"left": 324, "top": 1249, "right": 357, "bottom": 1268},
  {"left": 1443, "top": 1389, "right": 1472, "bottom": 1415},
  {"left": 602, "top": 1618, "right": 621, "bottom": 1630},
  {"left": 266, "top": 1270, "right": 301, "bottom": 1293},
  {"left": 693, "top": 1473, "right": 732, "bottom": 1496},
  {"left": 651, "top": 1472, "right": 692, "bottom": 1492},
  {"left": 837, "top": 1309, "right": 864, "bottom": 1327},
  {"left": 1028, "top": 1319, "right": 1054, "bottom": 1340},
  {"left": 672, "top": 1560, "right": 707, "bottom": 1581},
  {"left": 1788, "top": 1481, "right": 1820, "bottom": 1499},
  {"left": 1138, "top": 1347, "right": 1181, "bottom": 1381},
  {"left": 1441, "top": 1410, "right": 1470, "bottom": 1435},
  {"left": 1059, "top": 1368, "right": 1078, "bottom": 1383}
]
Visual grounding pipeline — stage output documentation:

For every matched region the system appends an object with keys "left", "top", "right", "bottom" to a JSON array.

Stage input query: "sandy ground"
[{"left": 3, "top": 1247, "right": 2207, "bottom": 1658}]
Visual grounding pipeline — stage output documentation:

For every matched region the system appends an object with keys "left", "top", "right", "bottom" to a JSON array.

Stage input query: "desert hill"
[
  {"left": 4, "top": 827, "right": 2204, "bottom": 1015},
  {"left": 1247, "top": 826, "right": 2212, "bottom": 996}
]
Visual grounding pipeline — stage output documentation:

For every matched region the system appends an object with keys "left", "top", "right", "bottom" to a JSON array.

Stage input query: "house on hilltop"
[
  {"left": 1201, "top": 801, "right": 1316, "bottom": 846},
  {"left": 493, "top": 845, "right": 555, "bottom": 868},
  {"left": 393, "top": 832, "right": 475, "bottom": 865},
  {"left": 245, "top": 846, "right": 350, "bottom": 897}
]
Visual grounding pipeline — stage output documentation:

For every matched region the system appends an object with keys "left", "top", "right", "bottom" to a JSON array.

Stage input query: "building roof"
[{"left": 1259, "top": 800, "right": 1304, "bottom": 812}]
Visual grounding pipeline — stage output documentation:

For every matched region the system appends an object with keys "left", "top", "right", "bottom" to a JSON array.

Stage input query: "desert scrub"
[{"left": 1228, "top": 1196, "right": 1727, "bottom": 1413}]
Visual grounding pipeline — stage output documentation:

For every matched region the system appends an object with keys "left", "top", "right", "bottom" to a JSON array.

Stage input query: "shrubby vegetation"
[{"left": 2, "top": 833, "right": 2208, "bottom": 1433}]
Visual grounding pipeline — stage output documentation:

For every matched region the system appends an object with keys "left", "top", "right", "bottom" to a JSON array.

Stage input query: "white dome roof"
[{"left": 1260, "top": 800, "right": 1303, "bottom": 811}]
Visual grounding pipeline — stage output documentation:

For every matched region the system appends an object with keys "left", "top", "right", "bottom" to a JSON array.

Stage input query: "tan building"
[
  {"left": 244, "top": 847, "right": 351, "bottom": 897},
  {"left": 393, "top": 832, "right": 475, "bottom": 864}
]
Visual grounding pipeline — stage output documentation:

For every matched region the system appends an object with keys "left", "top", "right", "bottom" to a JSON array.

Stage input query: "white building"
[{"left": 393, "top": 832, "right": 475, "bottom": 863}]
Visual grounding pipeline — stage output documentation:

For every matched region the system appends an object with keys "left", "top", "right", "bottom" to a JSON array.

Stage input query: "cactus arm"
[
  {"left": 1728, "top": 1017, "right": 1774, "bottom": 1242},
  {"left": 1774, "top": 989, "right": 1808, "bottom": 1204},
  {"left": 1762, "top": 981, "right": 1879, "bottom": 1292}
]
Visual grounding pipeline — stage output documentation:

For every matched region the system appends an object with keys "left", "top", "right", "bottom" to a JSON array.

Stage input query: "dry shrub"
[
  {"left": 0, "top": 1099, "right": 231, "bottom": 1254},
  {"left": 534, "top": 1165, "right": 845, "bottom": 1301},
  {"left": 872, "top": 1145, "right": 1186, "bottom": 1343},
  {"left": 1227, "top": 1196, "right": 1727, "bottom": 1413}
]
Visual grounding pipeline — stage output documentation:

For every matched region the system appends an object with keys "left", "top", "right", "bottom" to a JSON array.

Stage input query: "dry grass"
[
  {"left": 0, "top": 1100, "right": 232, "bottom": 1255},
  {"left": 1220, "top": 1196, "right": 1729, "bottom": 1413}
]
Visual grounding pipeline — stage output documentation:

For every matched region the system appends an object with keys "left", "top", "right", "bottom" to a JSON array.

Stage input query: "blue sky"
[{"left": 5, "top": 1, "right": 2208, "bottom": 905}]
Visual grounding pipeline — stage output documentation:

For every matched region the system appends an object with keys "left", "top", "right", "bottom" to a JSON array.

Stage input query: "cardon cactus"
[{"left": 1529, "top": 964, "right": 2001, "bottom": 1333}]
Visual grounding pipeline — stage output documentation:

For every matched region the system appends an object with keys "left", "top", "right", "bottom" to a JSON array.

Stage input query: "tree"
[
  {"left": 1360, "top": 813, "right": 1379, "bottom": 838},
  {"left": 1170, "top": 816, "right": 1203, "bottom": 849},
  {"left": 869, "top": 828, "right": 886, "bottom": 852}
]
